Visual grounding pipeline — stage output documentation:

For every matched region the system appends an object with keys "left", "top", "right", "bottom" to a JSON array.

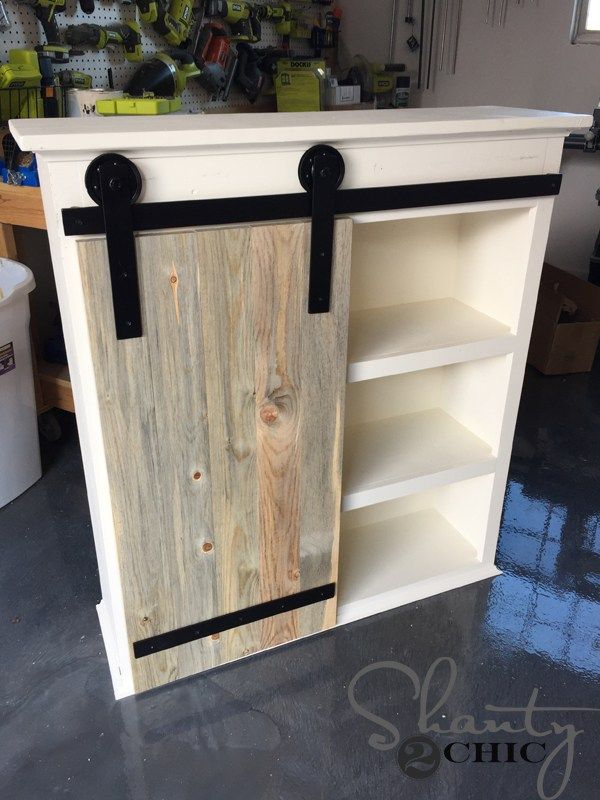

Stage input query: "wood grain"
[
  {"left": 0, "top": 223, "right": 17, "bottom": 259},
  {"left": 0, "top": 184, "right": 46, "bottom": 230},
  {"left": 38, "top": 361, "right": 75, "bottom": 413},
  {"left": 78, "top": 219, "right": 352, "bottom": 692}
]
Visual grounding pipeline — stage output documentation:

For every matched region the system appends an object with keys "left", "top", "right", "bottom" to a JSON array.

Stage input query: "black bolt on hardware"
[
  {"left": 85, "top": 153, "right": 143, "bottom": 340},
  {"left": 298, "top": 145, "right": 345, "bottom": 314}
]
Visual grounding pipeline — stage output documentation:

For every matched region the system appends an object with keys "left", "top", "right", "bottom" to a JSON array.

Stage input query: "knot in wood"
[{"left": 260, "top": 404, "right": 279, "bottom": 425}]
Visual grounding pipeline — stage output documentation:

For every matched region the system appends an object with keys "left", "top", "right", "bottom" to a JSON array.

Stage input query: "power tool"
[
  {"left": 35, "top": 43, "right": 76, "bottom": 66},
  {"left": 255, "top": 46, "right": 288, "bottom": 76},
  {"left": 17, "top": 0, "right": 65, "bottom": 45},
  {"left": 0, "top": 49, "right": 71, "bottom": 120},
  {"left": 193, "top": 21, "right": 237, "bottom": 98},
  {"left": 256, "top": 2, "right": 291, "bottom": 35},
  {"left": 206, "top": 0, "right": 261, "bottom": 42},
  {"left": 345, "top": 55, "right": 407, "bottom": 104},
  {"left": 57, "top": 69, "right": 93, "bottom": 89},
  {"left": 135, "top": 0, "right": 195, "bottom": 47},
  {"left": 96, "top": 50, "right": 199, "bottom": 114},
  {"left": 206, "top": 0, "right": 249, "bottom": 23},
  {"left": 0, "top": 49, "right": 41, "bottom": 89},
  {"left": 234, "top": 42, "right": 264, "bottom": 102},
  {"left": 0, "top": 50, "right": 43, "bottom": 121},
  {"left": 65, "top": 22, "right": 143, "bottom": 62}
]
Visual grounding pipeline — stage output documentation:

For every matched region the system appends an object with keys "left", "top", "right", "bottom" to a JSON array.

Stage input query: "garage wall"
[
  {"left": 340, "top": 0, "right": 600, "bottom": 278},
  {"left": 338, "top": 0, "right": 421, "bottom": 70}
]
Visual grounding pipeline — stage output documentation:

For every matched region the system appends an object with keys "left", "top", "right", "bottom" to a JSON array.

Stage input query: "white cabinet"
[{"left": 11, "top": 107, "right": 589, "bottom": 699}]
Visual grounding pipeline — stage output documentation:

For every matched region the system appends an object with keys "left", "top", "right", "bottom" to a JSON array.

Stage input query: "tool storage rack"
[{"left": 12, "top": 107, "right": 589, "bottom": 699}]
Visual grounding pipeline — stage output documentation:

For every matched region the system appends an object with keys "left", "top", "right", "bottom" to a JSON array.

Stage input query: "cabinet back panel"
[
  {"left": 78, "top": 220, "right": 352, "bottom": 692},
  {"left": 349, "top": 206, "right": 535, "bottom": 330},
  {"left": 350, "top": 216, "right": 459, "bottom": 311}
]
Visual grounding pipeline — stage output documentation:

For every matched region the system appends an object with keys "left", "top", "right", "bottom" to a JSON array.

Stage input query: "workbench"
[
  {"left": 11, "top": 107, "right": 589, "bottom": 699},
  {"left": 0, "top": 182, "right": 74, "bottom": 414}
]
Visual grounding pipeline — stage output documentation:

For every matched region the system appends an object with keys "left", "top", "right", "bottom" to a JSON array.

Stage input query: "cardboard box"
[
  {"left": 528, "top": 263, "right": 600, "bottom": 375},
  {"left": 324, "top": 84, "right": 361, "bottom": 109},
  {"left": 275, "top": 59, "right": 326, "bottom": 112}
]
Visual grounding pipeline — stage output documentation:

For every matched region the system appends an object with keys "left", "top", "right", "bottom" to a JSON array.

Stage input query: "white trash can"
[{"left": 0, "top": 258, "right": 41, "bottom": 508}]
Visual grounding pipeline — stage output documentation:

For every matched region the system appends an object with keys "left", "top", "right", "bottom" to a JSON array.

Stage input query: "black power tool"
[{"left": 125, "top": 49, "right": 198, "bottom": 97}]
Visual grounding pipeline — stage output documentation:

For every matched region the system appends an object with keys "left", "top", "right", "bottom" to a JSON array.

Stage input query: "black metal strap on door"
[
  {"left": 64, "top": 145, "right": 562, "bottom": 340},
  {"left": 133, "top": 582, "right": 336, "bottom": 658}
]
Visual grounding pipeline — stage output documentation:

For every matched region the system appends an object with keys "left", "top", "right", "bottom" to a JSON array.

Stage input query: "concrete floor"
[{"left": 1, "top": 366, "right": 599, "bottom": 800}]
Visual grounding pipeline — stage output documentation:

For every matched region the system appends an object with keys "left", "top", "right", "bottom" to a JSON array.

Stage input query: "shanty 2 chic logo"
[{"left": 348, "top": 658, "right": 600, "bottom": 800}]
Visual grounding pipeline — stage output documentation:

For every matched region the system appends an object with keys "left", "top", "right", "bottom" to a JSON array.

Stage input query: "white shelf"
[
  {"left": 342, "top": 408, "right": 496, "bottom": 511},
  {"left": 347, "top": 298, "right": 516, "bottom": 382},
  {"left": 337, "top": 508, "right": 500, "bottom": 624}
]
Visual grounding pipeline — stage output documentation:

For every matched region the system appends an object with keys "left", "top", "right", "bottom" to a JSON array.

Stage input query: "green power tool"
[
  {"left": 17, "top": 0, "right": 65, "bottom": 45},
  {"left": 256, "top": 2, "right": 291, "bottom": 35},
  {"left": 0, "top": 50, "right": 43, "bottom": 120},
  {"left": 65, "top": 22, "right": 143, "bottom": 62},
  {"left": 0, "top": 48, "right": 80, "bottom": 119},
  {"left": 57, "top": 69, "right": 93, "bottom": 89},
  {"left": 135, "top": 0, "right": 195, "bottom": 47},
  {"left": 206, "top": 0, "right": 261, "bottom": 42},
  {"left": 96, "top": 50, "right": 199, "bottom": 115}
]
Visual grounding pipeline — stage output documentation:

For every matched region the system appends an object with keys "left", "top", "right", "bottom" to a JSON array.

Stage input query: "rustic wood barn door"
[{"left": 78, "top": 219, "right": 352, "bottom": 692}]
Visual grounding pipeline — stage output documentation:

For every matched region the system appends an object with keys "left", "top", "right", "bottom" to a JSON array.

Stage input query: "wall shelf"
[
  {"left": 347, "top": 298, "right": 516, "bottom": 382},
  {"left": 342, "top": 408, "right": 496, "bottom": 511}
]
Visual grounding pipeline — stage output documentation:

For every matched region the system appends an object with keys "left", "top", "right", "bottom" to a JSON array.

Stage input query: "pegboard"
[{"left": 0, "top": 1, "right": 327, "bottom": 111}]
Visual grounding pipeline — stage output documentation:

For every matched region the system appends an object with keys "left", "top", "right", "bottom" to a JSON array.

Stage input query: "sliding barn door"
[{"left": 78, "top": 219, "right": 352, "bottom": 692}]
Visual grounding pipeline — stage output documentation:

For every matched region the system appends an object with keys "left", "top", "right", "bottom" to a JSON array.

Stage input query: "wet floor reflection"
[{"left": 486, "top": 475, "right": 600, "bottom": 679}]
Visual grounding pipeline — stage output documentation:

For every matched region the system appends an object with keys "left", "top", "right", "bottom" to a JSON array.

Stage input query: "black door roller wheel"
[{"left": 85, "top": 153, "right": 142, "bottom": 206}]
